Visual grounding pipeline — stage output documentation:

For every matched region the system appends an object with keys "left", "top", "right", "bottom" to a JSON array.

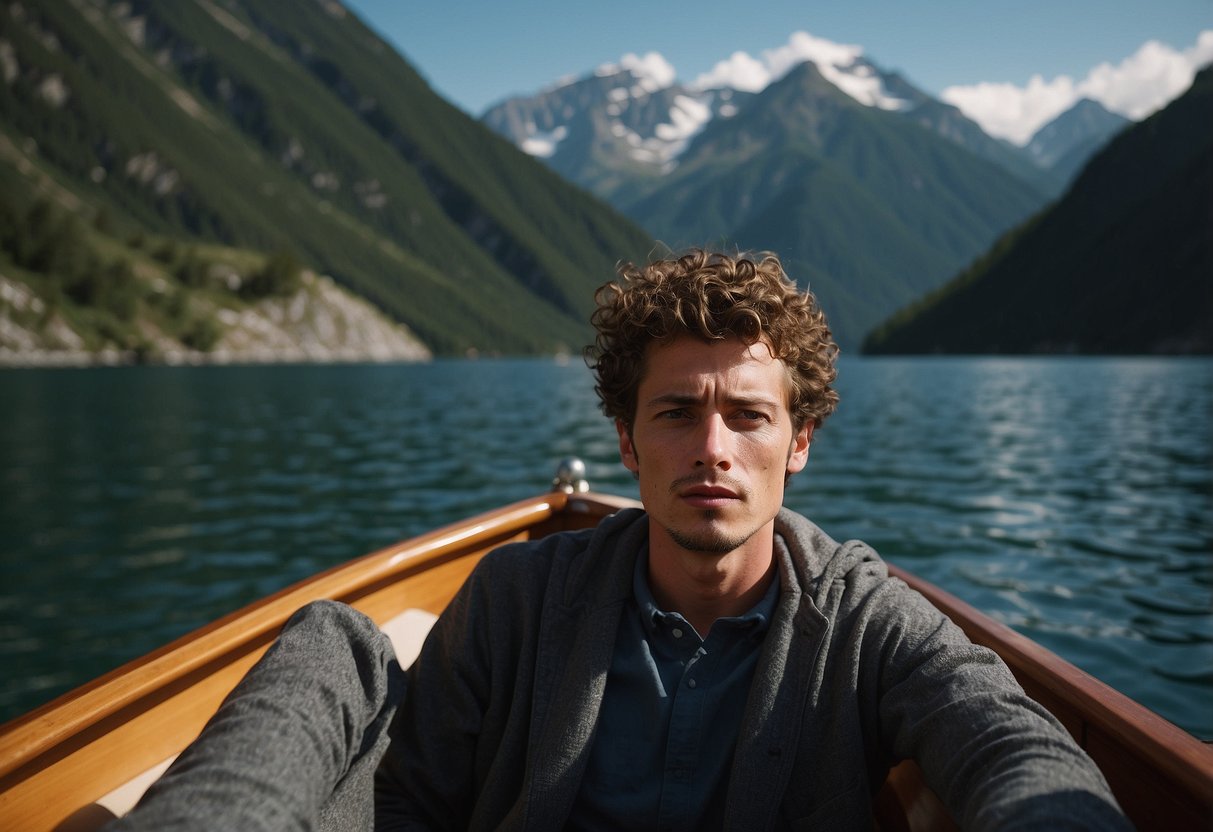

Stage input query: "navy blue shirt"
[{"left": 570, "top": 547, "right": 779, "bottom": 831}]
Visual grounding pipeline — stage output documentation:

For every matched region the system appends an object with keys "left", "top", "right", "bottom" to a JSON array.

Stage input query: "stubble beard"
[
  {"left": 664, "top": 509, "right": 757, "bottom": 555},
  {"left": 658, "top": 471, "right": 758, "bottom": 555}
]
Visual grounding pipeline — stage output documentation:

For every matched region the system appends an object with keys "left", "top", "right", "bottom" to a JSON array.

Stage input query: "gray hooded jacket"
[{"left": 376, "top": 507, "right": 1128, "bottom": 831}]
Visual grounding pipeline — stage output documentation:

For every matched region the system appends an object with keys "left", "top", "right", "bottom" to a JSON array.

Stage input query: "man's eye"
[
  {"left": 660, "top": 408, "right": 689, "bottom": 420},
  {"left": 737, "top": 410, "right": 767, "bottom": 422}
]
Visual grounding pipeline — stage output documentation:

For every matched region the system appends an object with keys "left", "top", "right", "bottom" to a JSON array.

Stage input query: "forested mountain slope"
[
  {"left": 0, "top": 0, "right": 653, "bottom": 358},
  {"left": 864, "top": 67, "right": 1212, "bottom": 355}
]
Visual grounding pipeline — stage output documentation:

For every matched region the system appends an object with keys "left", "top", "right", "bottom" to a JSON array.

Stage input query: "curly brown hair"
[{"left": 585, "top": 249, "right": 839, "bottom": 430}]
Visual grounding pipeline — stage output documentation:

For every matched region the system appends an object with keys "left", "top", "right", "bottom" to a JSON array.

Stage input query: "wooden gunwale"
[
  {"left": 0, "top": 492, "right": 650, "bottom": 832},
  {"left": 888, "top": 562, "right": 1213, "bottom": 829}
]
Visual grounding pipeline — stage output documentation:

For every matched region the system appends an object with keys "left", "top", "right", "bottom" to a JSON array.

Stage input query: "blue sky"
[{"left": 343, "top": 0, "right": 1211, "bottom": 143}]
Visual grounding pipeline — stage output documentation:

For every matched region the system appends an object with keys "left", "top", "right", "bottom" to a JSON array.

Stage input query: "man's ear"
[
  {"left": 616, "top": 419, "right": 639, "bottom": 474},
  {"left": 787, "top": 422, "right": 814, "bottom": 476}
]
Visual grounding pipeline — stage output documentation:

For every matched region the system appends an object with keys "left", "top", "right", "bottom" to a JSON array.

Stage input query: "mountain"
[
  {"left": 1026, "top": 99, "right": 1131, "bottom": 184},
  {"left": 484, "top": 52, "right": 1066, "bottom": 205},
  {"left": 482, "top": 64, "right": 755, "bottom": 206},
  {"left": 863, "top": 67, "right": 1213, "bottom": 355},
  {"left": 0, "top": 0, "right": 654, "bottom": 359},
  {"left": 484, "top": 52, "right": 1062, "bottom": 347}
]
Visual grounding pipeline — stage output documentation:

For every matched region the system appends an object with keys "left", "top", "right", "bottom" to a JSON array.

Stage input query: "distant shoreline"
[{"left": 0, "top": 349, "right": 433, "bottom": 369}]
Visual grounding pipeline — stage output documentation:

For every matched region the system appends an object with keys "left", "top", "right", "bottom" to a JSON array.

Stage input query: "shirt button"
[
  {"left": 687, "top": 678, "right": 697, "bottom": 689},
  {"left": 672, "top": 627, "right": 684, "bottom": 639}
]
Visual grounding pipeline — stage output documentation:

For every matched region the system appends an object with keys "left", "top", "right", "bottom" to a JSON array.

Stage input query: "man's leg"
[{"left": 106, "top": 600, "right": 406, "bottom": 832}]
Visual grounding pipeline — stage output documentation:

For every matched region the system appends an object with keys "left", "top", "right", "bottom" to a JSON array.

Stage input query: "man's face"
[{"left": 617, "top": 336, "right": 812, "bottom": 557}]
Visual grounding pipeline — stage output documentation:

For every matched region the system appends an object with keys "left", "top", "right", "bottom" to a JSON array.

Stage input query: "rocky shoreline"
[{"left": 0, "top": 271, "right": 432, "bottom": 368}]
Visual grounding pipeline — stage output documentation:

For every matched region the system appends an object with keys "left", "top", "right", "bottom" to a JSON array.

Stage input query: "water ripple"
[{"left": 1, "top": 358, "right": 1209, "bottom": 738}]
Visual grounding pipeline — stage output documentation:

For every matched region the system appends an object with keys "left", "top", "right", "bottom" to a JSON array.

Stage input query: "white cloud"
[
  {"left": 943, "top": 30, "right": 1213, "bottom": 145},
  {"left": 691, "top": 31, "right": 864, "bottom": 93},
  {"left": 1191, "top": 30, "right": 1213, "bottom": 64},
  {"left": 941, "top": 76, "right": 1078, "bottom": 145},
  {"left": 689, "top": 31, "right": 908, "bottom": 111},
  {"left": 691, "top": 50, "right": 770, "bottom": 92},
  {"left": 763, "top": 30, "right": 864, "bottom": 80},
  {"left": 597, "top": 52, "right": 677, "bottom": 92},
  {"left": 1080, "top": 32, "right": 1213, "bottom": 118},
  {"left": 593, "top": 30, "right": 1213, "bottom": 147}
]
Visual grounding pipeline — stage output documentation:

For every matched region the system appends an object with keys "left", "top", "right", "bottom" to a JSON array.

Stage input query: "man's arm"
[{"left": 865, "top": 579, "right": 1133, "bottom": 831}]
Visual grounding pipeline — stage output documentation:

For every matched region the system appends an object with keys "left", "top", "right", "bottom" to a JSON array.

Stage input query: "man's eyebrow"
[
  {"left": 642, "top": 392, "right": 781, "bottom": 408},
  {"left": 727, "top": 395, "right": 781, "bottom": 410},
  {"left": 643, "top": 393, "right": 701, "bottom": 408}
]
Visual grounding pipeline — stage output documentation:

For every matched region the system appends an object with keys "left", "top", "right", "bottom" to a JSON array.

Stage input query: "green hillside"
[
  {"left": 864, "top": 66, "right": 1213, "bottom": 355},
  {"left": 0, "top": 0, "right": 653, "bottom": 356}
]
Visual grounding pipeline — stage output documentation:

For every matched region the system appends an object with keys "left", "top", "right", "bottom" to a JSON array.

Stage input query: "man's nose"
[{"left": 694, "top": 413, "right": 732, "bottom": 470}]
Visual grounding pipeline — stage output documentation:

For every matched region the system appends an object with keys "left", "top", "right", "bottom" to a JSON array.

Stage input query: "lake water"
[{"left": 1, "top": 357, "right": 1210, "bottom": 738}]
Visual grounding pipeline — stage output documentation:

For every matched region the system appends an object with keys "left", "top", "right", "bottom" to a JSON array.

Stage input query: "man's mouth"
[{"left": 678, "top": 483, "right": 742, "bottom": 509}]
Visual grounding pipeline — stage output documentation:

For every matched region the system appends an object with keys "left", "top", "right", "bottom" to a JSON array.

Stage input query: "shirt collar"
[{"left": 632, "top": 546, "right": 781, "bottom": 639}]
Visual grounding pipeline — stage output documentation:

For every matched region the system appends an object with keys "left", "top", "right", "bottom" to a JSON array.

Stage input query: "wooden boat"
[{"left": 1, "top": 480, "right": 1211, "bottom": 831}]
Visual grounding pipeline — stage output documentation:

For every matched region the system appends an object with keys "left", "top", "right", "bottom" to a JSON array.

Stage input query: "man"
[{"left": 113, "top": 250, "right": 1129, "bottom": 831}]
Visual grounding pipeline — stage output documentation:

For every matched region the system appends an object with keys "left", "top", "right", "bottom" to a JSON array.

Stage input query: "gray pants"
[{"left": 106, "top": 601, "right": 405, "bottom": 832}]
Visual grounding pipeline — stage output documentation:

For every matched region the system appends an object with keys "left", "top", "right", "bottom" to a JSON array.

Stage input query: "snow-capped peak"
[
  {"left": 620, "top": 93, "right": 713, "bottom": 171},
  {"left": 485, "top": 32, "right": 913, "bottom": 173},
  {"left": 692, "top": 30, "right": 911, "bottom": 111},
  {"left": 588, "top": 52, "right": 713, "bottom": 169}
]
